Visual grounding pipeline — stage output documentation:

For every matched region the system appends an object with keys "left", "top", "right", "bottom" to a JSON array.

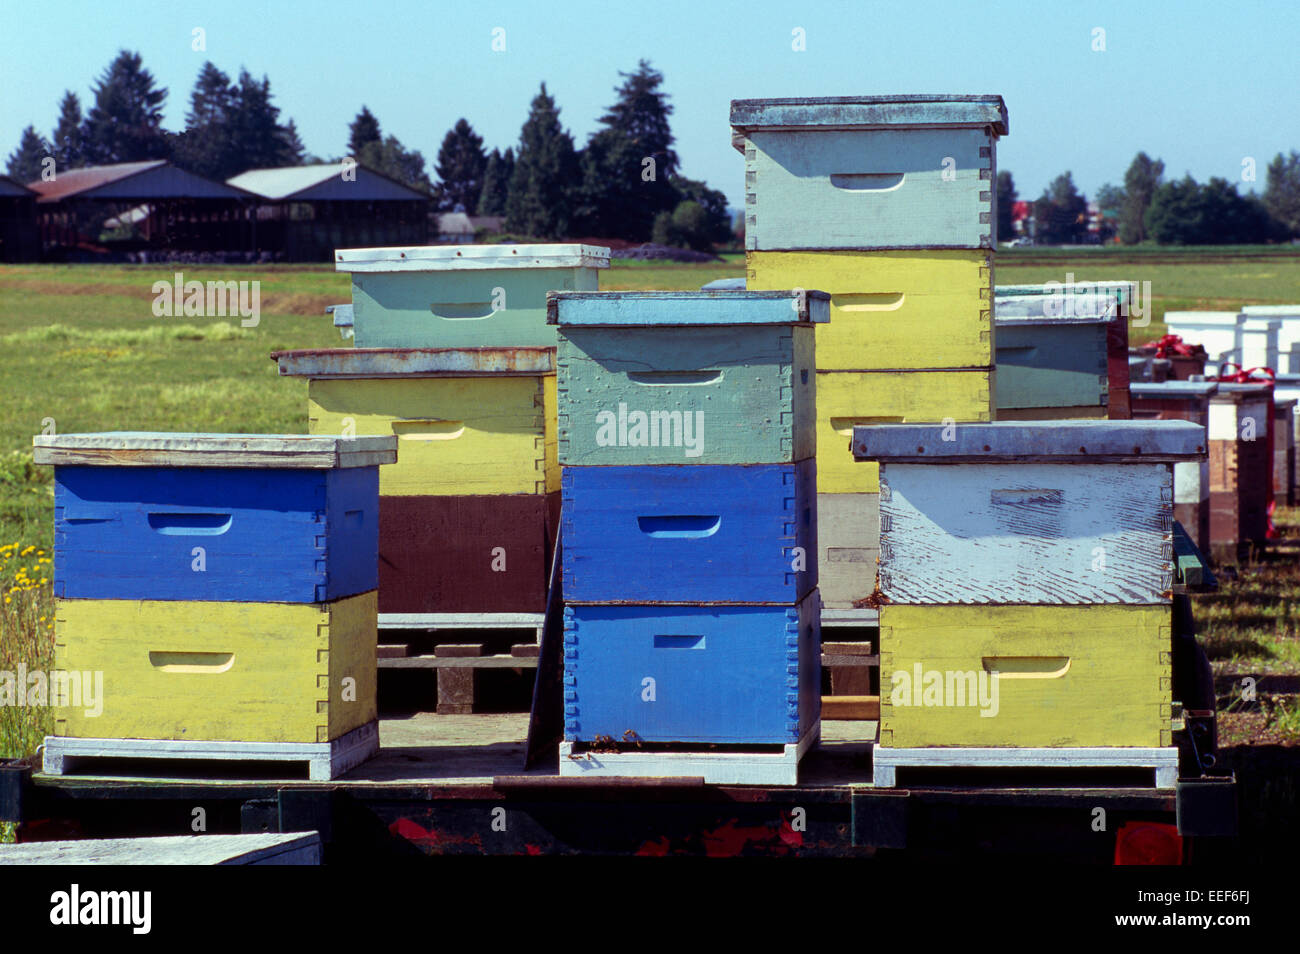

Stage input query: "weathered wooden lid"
[
  {"left": 1130, "top": 381, "right": 1218, "bottom": 398},
  {"left": 33, "top": 432, "right": 397, "bottom": 468},
  {"left": 853, "top": 420, "right": 1205, "bottom": 463},
  {"left": 547, "top": 290, "right": 830, "bottom": 326},
  {"left": 271, "top": 346, "right": 555, "bottom": 378},
  {"left": 729, "top": 95, "right": 1008, "bottom": 135},
  {"left": 1212, "top": 381, "right": 1275, "bottom": 399},
  {"left": 995, "top": 294, "right": 1116, "bottom": 324},
  {"left": 335, "top": 244, "right": 610, "bottom": 273}
]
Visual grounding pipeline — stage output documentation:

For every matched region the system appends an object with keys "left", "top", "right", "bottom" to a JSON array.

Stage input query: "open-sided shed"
[{"left": 0, "top": 174, "right": 39, "bottom": 262}]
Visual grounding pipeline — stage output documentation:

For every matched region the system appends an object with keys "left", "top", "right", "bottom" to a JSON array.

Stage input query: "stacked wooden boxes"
[
  {"left": 1162, "top": 312, "right": 1249, "bottom": 374},
  {"left": 995, "top": 281, "right": 1135, "bottom": 419},
  {"left": 852, "top": 420, "right": 1205, "bottom": 788},
  {"left": 1130, "top": 381, "right": 1218, "bottom": 555},
  {"left": 550, "top": 290, "right": 826, "bottom": 785},
  {"left": 1274, "top": 397, "right": 1296, "bottom": 507},
  {"left": 732, "top": 95, "right": 1007, "bottom": 614},
  {"left": 279, "top": 245, "right": 608, "bottom": 635},
  {"left": 1209, "top": 383, "right": 1274, "bottom": 560},
  {"left": 993, "top": 294, "right": 1111, "bottom": 420},
  {"left": 33, "top": 433, "right": 396, "bottom": 780}
]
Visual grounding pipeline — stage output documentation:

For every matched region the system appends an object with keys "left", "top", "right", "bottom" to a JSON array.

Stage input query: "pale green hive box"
[{"left": 337, "top": 244, "right": 610, "bottom": 348}]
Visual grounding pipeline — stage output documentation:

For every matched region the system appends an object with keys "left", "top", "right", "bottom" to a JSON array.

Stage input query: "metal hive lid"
[
  {"left": 271, "top": 346, "right": 555, "bottom": 378},
  {"left": 33, "top": 432, "right": 397, "bottom": 468},
  {"left": 335, "top": 244, "right": 610, "bottom": 273},
  {"left": 729, "top": 95, "right": 1008, "bottom": 135},
  {"left": 852, "top": 419, "right": 1206, "bottom": 463}
]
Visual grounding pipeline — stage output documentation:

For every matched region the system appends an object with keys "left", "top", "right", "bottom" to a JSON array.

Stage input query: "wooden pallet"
[
  {"left": 379, "top": 643, "right": 540, "bottom": 714},
  {"left": 871, "top": 746, "right": 1179, "bottom": 790},
  {"left": 0, "top": 832, "right": 322, "bottom": 865},
  {"left": 558, "top": 723, "right": 820, "bottom": 786},
  {"left": 822, "top": 640, "right": 879, "bottom": 721},
  {"left": 41, "top": 722, "right": 379, "bottom": 782}
]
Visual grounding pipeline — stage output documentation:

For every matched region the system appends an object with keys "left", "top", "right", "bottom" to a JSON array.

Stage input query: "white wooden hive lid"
[
  {"left": 33, "top": 432, "right": 398, "bottom": 468},
  {"left": 335, "top": 243, "right": 610, "bottom": 273},
  {"left": 729, "top": 95, "right": 1008, "bottom": 135},
  {"left": 853, "top": 419, "right": 1206, "bottom": 463}
]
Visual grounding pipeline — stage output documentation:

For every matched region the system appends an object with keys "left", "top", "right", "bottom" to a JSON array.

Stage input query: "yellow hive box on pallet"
[
  {"left": 878, "top": 604, "right": 1172, "bottom": 749},
  {"left": 818, "top": 369, "right": 994, "bottom": 493},
  {"left": 746, "top": 250, "right": 992, "bottom": 371},
  {"left": 53, "top": 592, "right": 378, "bottom": 744},
  {"left": 308, "top": 375, "right": 558, "bottom": 496}
]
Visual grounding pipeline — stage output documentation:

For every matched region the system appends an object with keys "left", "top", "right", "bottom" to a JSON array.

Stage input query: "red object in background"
[
  {"left": 1137, "top": 335, "right": 1209, "bottom": 380},
  {"left": 1114, "top": 821, "right": 1184, "bottom": 865}
]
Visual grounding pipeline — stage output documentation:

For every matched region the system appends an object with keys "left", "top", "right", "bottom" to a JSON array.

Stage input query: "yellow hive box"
[
  {"left": 747, "top": 250, "right": 992, "bottom": 371},
  {"left": 308, "top": 375, "right": 558, "bottom": 496},
  {"left": 818, "top": 369, "right": 994, "bottom": 493},
  {"left": 53, "top": 592, "right": 377, "bottom": 744},
  {"left": 879, "top": 604, "right": 1172, "bottom": 749}
]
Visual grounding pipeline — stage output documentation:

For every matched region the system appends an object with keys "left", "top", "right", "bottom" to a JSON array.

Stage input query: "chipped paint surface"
[{"left": 272, "top": 346, "right": 555, "bottom": 378}]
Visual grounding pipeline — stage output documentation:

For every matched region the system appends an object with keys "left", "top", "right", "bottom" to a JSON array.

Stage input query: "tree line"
[
  {"left": 997, "top": 151, "right": 1300, "bottom": 245},
  {"left": 4, "top": 51, "right": 733, "bottom": 249}
]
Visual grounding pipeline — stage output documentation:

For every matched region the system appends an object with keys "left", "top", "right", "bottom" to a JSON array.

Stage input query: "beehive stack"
[
  {"left": 290, "top": 245, "right": 608, "bottom": 637},
  {"left": 853, "top": 420, "right": 1205, "bottom": 788},
  {"left": 994, "top": 281, "right": 1136, "bottom": 420},
  {"left": 1131, "top": 381, "right": 1218, "bottom": 555},
  {"left": 1208, "top": 384, "right": 1273, "bottom": 560},
  {"left": 33, "top": 432, "right": 396, "bottom": 780},
  {"left": 550, "top": 290, "right": 826, "bottom": 785},
  {"left": 731, "top": 96, "right": 1007, "bottom": 613}
]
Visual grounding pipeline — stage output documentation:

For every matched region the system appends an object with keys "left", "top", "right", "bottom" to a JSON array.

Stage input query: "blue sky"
[{"left": 3, "top": 0, "right": 1298, "bottom": 208}]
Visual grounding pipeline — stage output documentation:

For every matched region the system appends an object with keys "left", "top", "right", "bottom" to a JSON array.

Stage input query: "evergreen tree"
[
  {"left": 434, "top": 118, "right": 487, "bottom": 212},
  {"left": 1264, "top": 150, "right": 1300, "bottom": 239},
  {"left": 82, "top": 50, "right": 168, "bottom": 164},
  {"left": 280, "top": 119, "right": 306, "bottom": 166},
  {"left": 51, "top": 91, "right": 86, "bottom": 171},
  {"left": 1119, "top": 152, "right": 1164, "bottom": 244},
  {"left": 1146, "top": 175, "right": 1277, "bottom": 245},
  {"left": 477, "top": 147, "right": 513, "bottom": 215},
  {"left": 6, "top": 125, "right": 50, "bottom": 182},
  {"left": 575, "top": 60, "right": 680, "bottom": 240},
  {"left": 505, "top": 84, "right": 579, "bottom": 238},
  {"left": 228, "top": 70, "right": 295, "bottom": 171},
  {"left": 995, "top": 170, "right": 1017, "bottom": 242},
  {"left": 348, "top": 106, "right": 382, "bottom": 157},
  {"left": 172, "top": 62, "right": 239, "bottom": 179}
]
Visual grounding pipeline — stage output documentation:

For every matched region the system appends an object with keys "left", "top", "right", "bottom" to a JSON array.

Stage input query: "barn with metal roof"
[
  {"left": 0, "top": 174, "right": 39, "bottom": 262},
  {"left": 25, "top": 160, "right": 255, "bottom": 259},
  {"left": 227, "top": 163, "right": 430, "bottom": 261}
]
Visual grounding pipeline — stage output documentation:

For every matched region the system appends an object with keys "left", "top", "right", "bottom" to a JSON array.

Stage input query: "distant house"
[
  {"left": 469, "top": 215, "right": 505, "bottom": 234},
  {"left": 24, "top": 160, "right": 253, "bottom": 258},
  {"left": 435, "top": 211, "right": 475, "bottom": 244},
  {"left": 0, "top": 174, "right": 39, "bottom": 262},
  {"left": 228, "top": 163, "right": 431, "bottom": 261}
]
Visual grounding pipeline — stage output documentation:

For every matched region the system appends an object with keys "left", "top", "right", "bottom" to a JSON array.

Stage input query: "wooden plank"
[
  {"left": 273, "top": 346, "right": 556, "bottom": 379},
  {"left": 53, "top": 465, "right": 380, "bottom": 604},
  {"left": 877, "top": 462, "right": 1175, "bottom": 604},
  {"left": 54, "top": 594, "right": 377, "bottom": 744},
  {"left": 561, "top": 461, "right": 816, "bottom": 604},
  {"left": 548, "top": 289, "right": 829, "bottom": 326},
  {"left": 821, "top": 696, "right": 880, "bottom": 720},
  {"left": 336, "top": 244, "right": 610, "bottom": 271},
  {"left": 556, "top": 324, "right": 816, "bottom": 465},
  {"left": 378, "top": 612, "right": 544, "bottom": 630},
  {"left": 823, "top": 641, "right": 875, "bottom": 655},
  {"left": 0, "top": 832, "right": 322, "bottom": 865},
  {"left": 376, "top": 644, "right": 410, "bottom": 659},
  {"left": 878, "top": 605, "right": 1172, "bottom": 748},
  {"left": 747, "top": 249, "right": 992, "bottom": 371},
  {"left": 558, "top": 724, "right": 819, "bottom": 786},
  {"left": 308, "top": 374, "right": 555, "bottom": 496},
  {"left": 379, "top": 654, "right": 539, "bottom": 669},
  {"left": 33, "top": 433, "right": 396, "bottom": 469},
  {"left": 42, "top": 722, "right": 380, "bottom": 782},
  {"left": 871, "top": 746, "right": 1179, "bottom": 790},
  {"left": 853, "top": 419, "right": 1206, "bottom": 463}
]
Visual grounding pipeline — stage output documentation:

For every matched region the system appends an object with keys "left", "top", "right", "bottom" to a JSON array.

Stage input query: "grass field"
[{"left": 1, "top": 251, "right": 1299, "bottom": 856}]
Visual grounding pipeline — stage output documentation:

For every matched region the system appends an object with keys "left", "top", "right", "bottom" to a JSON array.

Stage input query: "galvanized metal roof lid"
[
  {"left": 852, "top": 419, "right": 1205, "bottom": 463},
  {"left": 547, "top": 290, "right": 830, "bottom": 326},
  {"left": 729, "top": 95, "right": 1008, "bottom": 135},
  {"left": 994, "top": 294, "right": 1116, "bottom": 323},
  {"left": 1130, "top": 381, "right": 1219, "bottom": 397},
  {"left": 271, "top": 346, "right": 555, "bottom": 378},
  {"left": 335, "top": 244, "right": 610, "bottom": 272},
  {"left": 33, "top": 432, "right": 397, "bottom": 468}
]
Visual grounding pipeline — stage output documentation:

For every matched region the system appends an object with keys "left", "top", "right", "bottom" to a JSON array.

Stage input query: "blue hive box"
[{"left": 35, "top": 433, "right": 397, "bottom": 604}]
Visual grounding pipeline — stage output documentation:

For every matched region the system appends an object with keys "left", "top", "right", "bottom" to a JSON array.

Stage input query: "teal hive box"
[
  {"left": 336, "top": 244, "right": 609, "bottom": 348},
  {"left": 994, "top": 294, "right": 1114, "bottom": 412},
  {"left": 548, "top": 290, "right": 829, "bottom": 466},
  {"left": 729, "top": 95, "right": 1008, "bottom": 251}
]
